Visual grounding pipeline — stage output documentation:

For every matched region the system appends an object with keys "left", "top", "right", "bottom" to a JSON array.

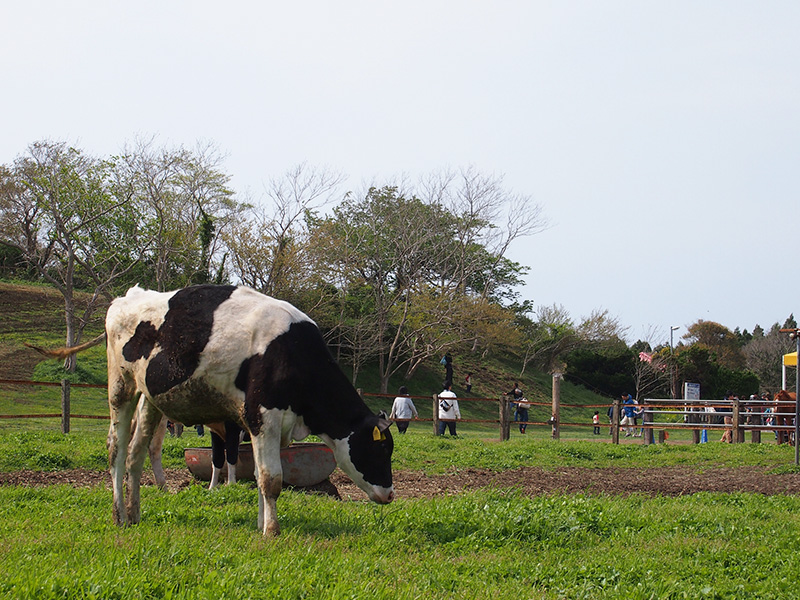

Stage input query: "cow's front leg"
[
  {"left": 251, "top": 417, "right": 283, "bottom": 536},
  {"left": 126, "top": 397, "right": 164, "bottom": 524}
]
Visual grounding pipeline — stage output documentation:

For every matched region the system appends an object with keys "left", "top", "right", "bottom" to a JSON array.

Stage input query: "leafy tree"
[
  {"left": 310, "top": 186, "right": 454, "bottom": 389},
  {"left": 735, "top": 327, "right": 752, "bottom": 346},
  {"left": 682, "top": 320, "right": 746, "bottom": 370},
  {"left": 309, "top": 174, "right": 540, "bottom": 392},
  {"left": 0, "top": 141, "right": 148, "bottom": 369},
  {"left": 675, "top": 344, "right": 758, "bottom": 398},
  {"left": 565, "top": 342, "right": 635, "bottom": 398},
  {"left": 517, "top": 304, "right": 577, "bottom": 375}
]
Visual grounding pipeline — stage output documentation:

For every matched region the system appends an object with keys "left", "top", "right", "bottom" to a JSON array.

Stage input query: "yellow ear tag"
[{"left": 373, "top": 426, "right": 387, "bottom": 442}]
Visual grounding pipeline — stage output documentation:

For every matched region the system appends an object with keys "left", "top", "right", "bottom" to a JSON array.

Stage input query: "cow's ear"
[
  {"left": 371, "top": 415, "right": 392, "bottom": 441},
  {"left": 377, "top": 415, "right": 391, "bottom": 432}
]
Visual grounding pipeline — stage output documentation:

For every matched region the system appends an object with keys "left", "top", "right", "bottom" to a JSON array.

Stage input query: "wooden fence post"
[
  {"left": 499, "top": 396, "right": 510, "bottom": 441},
  {"left": 733, "top": 398, "right": 741, "bottom": 443},
  {"left": 751, "top": 404, "right": 762, "bottom": 444},
  {"left": 60, "top": 379, "right": 70, "bottom": 434},
  {"left": 612, "top": 397, "right": 620, "bottom": 444},
  {"left": 643, "top": 400, "right": 653, "bottom": 445},
  {"left": 551, "top": 373, "right": 561, "bottom": 440},
  {"left": 689, "top": 406, "right": 701, "bottom": 444}
]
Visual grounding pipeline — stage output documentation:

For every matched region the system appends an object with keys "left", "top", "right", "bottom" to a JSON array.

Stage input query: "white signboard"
[{"left": 684, "top": 382, "right": 700, "bottom": 401}]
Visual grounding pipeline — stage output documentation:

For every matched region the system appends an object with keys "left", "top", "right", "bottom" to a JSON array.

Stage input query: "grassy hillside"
[{"left": 0, "top": 281, "right": 613, "bottom": 435}]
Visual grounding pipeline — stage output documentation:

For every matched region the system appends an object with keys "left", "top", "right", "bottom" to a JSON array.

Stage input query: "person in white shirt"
[
  {"left": 389, "top": 386, "right": 418, "bottom": 434},
  {"left": 437, "top": 382, "right": 461, "bottom": 436}
]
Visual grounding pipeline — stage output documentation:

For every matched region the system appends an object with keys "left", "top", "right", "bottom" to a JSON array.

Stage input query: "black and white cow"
[{"left": 41, "top": 284, "right": 394, "bottom": 535}]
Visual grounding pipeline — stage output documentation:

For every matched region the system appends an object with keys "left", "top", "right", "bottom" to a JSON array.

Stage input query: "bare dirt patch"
[{"left": 2, "top": 465, "right": 799, "bottom": 499}]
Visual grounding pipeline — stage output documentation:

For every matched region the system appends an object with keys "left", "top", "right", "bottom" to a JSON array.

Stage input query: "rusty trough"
[{"left": 184, "top": 442, "right": 336, "bottom": 487}]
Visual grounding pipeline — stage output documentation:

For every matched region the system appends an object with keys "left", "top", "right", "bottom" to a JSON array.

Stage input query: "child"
[{"left": 592, "top": 411, "right": 600, "bottom": 435}]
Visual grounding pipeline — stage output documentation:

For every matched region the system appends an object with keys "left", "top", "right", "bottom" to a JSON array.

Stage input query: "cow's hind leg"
[
  {"left": 146, "top": 405, "right": 169, "bottom": 489},
  {"left": 126, "top": 397, "right": 165, "bottom": 524},
  {"left": 250, "top": 413, "right": 284, "bottom": 536},
  {"left": 108, "top": 380, "right": 138, "bottom": 527}
]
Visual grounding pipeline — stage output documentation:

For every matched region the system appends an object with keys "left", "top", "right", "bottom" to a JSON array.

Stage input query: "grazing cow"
[{"left": 34, "top": 284, "right": 394, "bottom": 535}]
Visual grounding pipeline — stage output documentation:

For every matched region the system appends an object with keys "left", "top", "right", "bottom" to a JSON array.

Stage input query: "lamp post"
[
  {"left": 670, "top": 326, "right": 680, "bottom": 399},
  {"left": 780, "top": 328, "right": 800, "bottom": 465}
]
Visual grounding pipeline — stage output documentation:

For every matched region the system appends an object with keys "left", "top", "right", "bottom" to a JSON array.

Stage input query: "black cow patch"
[
  {"left": 236, "top": 320, "right": 367, "bottom": 440},
  {"left": 122, "top": 321, "right": 159, "bottom": 362},
  {"left": 128, "top": 285, "right": 236, "bottom": 396}
]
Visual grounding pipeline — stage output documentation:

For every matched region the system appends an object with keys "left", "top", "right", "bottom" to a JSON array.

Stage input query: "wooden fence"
[
  {"left": 361, "top": 391, "right": 798, "bottom": 446},
  {"left": 2, "top": 378, "right": 796, "bottom": 447},
  {"left": 0, "top": 378, "right": 106, "bottom": 433}
]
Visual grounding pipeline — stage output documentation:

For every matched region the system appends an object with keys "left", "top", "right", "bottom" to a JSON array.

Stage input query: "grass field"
[
  {"left": 3, "top": 481, "right": 800, "bottom": 599},
  {"left": 2, "top": 282, "right": 800, "bottom": 598},
  {"left": 2, "top": 424, "right": 800, "bottom": 599}
]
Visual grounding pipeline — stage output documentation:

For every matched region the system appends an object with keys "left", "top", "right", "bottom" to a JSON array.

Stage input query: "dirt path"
[{"left": 3, "top": 465, "right": 799, "bottom": 498}]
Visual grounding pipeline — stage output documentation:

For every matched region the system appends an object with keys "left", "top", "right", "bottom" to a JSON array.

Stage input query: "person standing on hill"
[
  {"left": 389, "top": 386, "right": 418, "bottom": 434},
  {"left": 437, "top": 382, "right": 460, "bottom": 436},
  {"left": 443, "top": 353, "right": 454, "bottom": 388}
]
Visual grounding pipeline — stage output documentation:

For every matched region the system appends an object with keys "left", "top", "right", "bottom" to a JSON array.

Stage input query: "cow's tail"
[{"left": 25, "top": 333, "right": 107, "bottom": 359}]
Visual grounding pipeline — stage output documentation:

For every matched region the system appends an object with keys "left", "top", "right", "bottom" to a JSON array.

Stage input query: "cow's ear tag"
[{"left": 373, "top": 426, "right": 386, "bottom": 442}]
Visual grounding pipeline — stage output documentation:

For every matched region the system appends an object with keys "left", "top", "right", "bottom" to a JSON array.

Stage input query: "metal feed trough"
[{"left": 185, "top": 442, "right": 336, "bottom": 487}]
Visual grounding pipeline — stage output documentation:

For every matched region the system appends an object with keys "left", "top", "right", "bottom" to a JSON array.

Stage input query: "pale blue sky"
[{"left": 3, "top": 1, "right": 798, "bottom": 345}]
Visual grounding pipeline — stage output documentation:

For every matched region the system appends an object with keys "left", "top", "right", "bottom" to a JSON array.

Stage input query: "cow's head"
[{"left": 329, "top": 412, "right": 394, "bottom": 504}]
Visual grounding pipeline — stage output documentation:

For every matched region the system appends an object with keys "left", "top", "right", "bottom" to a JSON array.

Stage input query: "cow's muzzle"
[{"left": 369, "top": 486, "right": 394, "bottom": 504}]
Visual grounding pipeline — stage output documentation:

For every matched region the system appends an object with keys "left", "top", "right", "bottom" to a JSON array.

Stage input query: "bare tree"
[
  {"left": 744, "top": 324, "right": 794, "bottom": 390},
  {"left": 113, "top": 137, "right": 241, "bottom": 290},
  {"left": 419, "top": 167, "right": 548, "bottom": 355},
  {"left": 224, "top": 163, "right": 344, "bottom": 303},
  {"left": 632, "top": 326, "right": 672, "bottom": 400},
  {"left": 420, "top": 166, "right": 548, "bottom": 300}
]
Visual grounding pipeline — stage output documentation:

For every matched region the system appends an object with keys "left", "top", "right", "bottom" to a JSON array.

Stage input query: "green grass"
[
  {"left": 2, "top": 483, "right": 800, "bottom": 599},
  {"left": 0, "top": 424, "right": 796, "bottom": 474},
  {"left": 2, "top": 424, "right": 800, "bottom": 598}
]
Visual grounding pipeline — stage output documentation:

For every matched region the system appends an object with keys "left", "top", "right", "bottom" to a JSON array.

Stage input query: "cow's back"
[{"left": 106, "top": 285, "right": 317, "bottom": 423}]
